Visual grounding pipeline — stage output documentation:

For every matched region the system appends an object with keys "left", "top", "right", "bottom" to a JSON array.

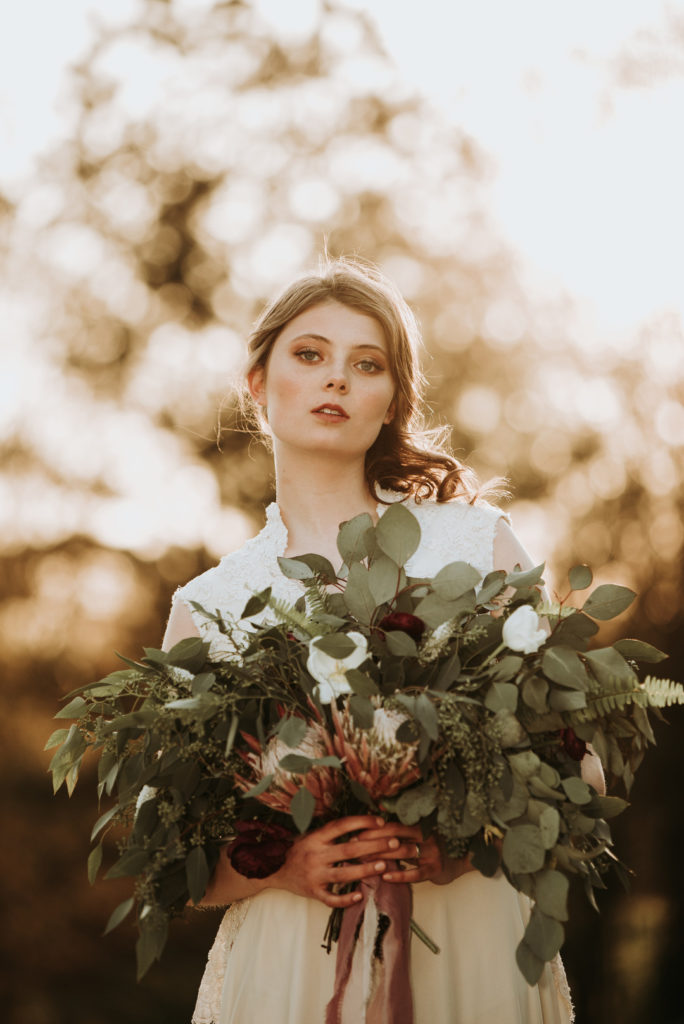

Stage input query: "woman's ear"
[
  {"left": 247, "top": 365, "right": 266, "bottom": 407},
  {"left": 383, "top": 399, "right": 396, "bottom": 425}
]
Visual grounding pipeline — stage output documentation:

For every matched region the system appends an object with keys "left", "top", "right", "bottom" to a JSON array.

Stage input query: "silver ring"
[{"left": 415, "top": 842, "right": 421, "bottom": 860}]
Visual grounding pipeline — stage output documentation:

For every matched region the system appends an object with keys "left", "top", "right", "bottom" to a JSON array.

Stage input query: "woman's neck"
[{"left": 273, "top": 448, "right": 379, "bottom": 563}]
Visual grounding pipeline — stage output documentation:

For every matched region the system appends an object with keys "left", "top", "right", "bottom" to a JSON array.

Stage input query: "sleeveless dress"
[{"left": 174, "top": 495, "right": 575, "bottom": 1024}]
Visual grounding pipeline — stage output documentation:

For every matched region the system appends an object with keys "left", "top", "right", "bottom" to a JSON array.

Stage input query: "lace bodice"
[{"left": 175, "top": 495, "right": 507, "bottom": 655}]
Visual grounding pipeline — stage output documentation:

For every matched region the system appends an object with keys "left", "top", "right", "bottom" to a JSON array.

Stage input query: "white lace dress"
[{"left": 174, "top": 496, "right": 574, "bottom": 1024}]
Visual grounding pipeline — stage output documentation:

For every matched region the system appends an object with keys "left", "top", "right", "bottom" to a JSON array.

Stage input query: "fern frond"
[
  {"left": 264, "top": 595, "right": 318, "bottom": 637},
  {"left": 301, "top": 578, "right": 331, "bottom": 618},
  {"left": 569, "top": 674, "right": 684, "bottom": 723},
  {"left": 641, "top": 676, "right": 684, "bottom": 707}
]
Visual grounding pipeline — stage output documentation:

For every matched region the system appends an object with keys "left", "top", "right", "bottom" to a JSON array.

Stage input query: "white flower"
[
  {"left": 307, "top": 631, "right": 369, "bottom": 704},
  {"left": 502, "top": 605, "right": 547, "bottom": 654}
]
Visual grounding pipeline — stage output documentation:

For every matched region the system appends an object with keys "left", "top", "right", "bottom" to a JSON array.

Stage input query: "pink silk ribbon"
[{"left": 325, "top": 867, "right": 414, "bottom": 1024}]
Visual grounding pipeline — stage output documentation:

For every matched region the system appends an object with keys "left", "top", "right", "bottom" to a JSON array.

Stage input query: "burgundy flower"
[
  {"left": 229, "top": 821, "right": 295, "bottom": 879},
  {"left": 378, "top": 612, "right": 425, "bottom": 643},
  {"left": 560, "top": 727, "right": 587, "bottom": 761}
]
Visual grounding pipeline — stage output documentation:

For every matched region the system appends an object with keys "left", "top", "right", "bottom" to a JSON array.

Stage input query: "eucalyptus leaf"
[
  {"left": 515, "top": 940, "right": 545, "bottom": 985},
  {"left": 375, "top": 503, "right": 421, "bottom": 566},
  {"left": 368, "top": 554, "right": 401, "bottom": 605},
  {"left": 278, "top": 716, "right": 308, "bottom": 749},
  {"left": 542, "top": 647, "right": 588, "bottom": 690},
  {"left": 103, "top": 896, "right": 135, "bottom": 935},
  {"left": 524, "top": 908, "right": 565, "bottom": 961},
  {"left": 521, "top": 676, "right": 549, "bottom": 714},
  {"left": 415, "top": 693, "right": 439, "bottom": 741},
  {"left": 561, "top": 776, "right": 592, "bottom": 805},
  {"left": 414, "top": 592, "right": 461, "bottom": 629},
  {"left": 568, "top": 564, "right": 592, "bottom": 591},
  {"left": 613, "top": 639, "right": 668, "bottom": 664},
  {"left": 289, "top": 553, "right": 338, "bottom": 582},
  {"left": 136, "top": 917, "right": 168, "bottom": 980},
  {"left": 313, "top": 633, "right": 357, "bottom": 659},
  {"left": 582, "top": 584, "right": 635, "bottom": 621},
  {"left": 291, "top": 786, "right": 316, "bottom": 833},
  {"left": 584, "top": 647, "right": 638, "bottom": 686},
  {"left": 186, "top": 845, "right": 210, "bottom": 904},
  {"left": 87, "top": 843, "right": 103, "bottom": 885},
  {"left": 584, "top": 795, "right": 630, "bottom": 819},
  {"left": 434, "top": 651, "right": 461, "bottom": 691},
  {"left": 241, "top": 773, "right": 274, "bottom": 799},
  {"left": 279, "top": 753, "right": 312, "bottom": 773},
  {"left": 165, "top": 636, "right": 209, "bottom": 671},
  {"left": 343, "top": 562, "right": 376, "bottom": 624},
  {"left": 241, "top": 588, "right": 272, "bottom": 619},
  {"left": 386, "top": 631, "right": 418, "bottom": 658},
  {"left": 491, "top": 656, "right": 523, "bottom": 682},
  {"left": 548, "top": 689, "right": 587, "bottom": 712},
  {"left": 477, "top": 570, "right": 507, "bottom": 605},
  {"left": 44, "top": 727, "right": 70, "bottom": 750},
  {"left": 337, "top": 513, "right": 374, "bottom": 564},
  {"left": 538, "top": 806, "right": 560, "bottom": 850},
  {"left": 505, "top": 563, "right": 545, "bottom": 589},
  {"left": 433, "top": 561, "right": 482, "bottom": 601},
  {"left": 277, "top": 557, "right": 315, "bottom": 580},
  {"left": 106, "top": 849, "right": 151, "bottom": 879},
  {"left": 54, "top": 696, "right": 87, "bottom": 720},
  {"left": 349, "top": 694, "right": 375, "bottom": 729},
  {"left": 91, "top": 804, "right": 120, "bottom": 841},
  {"left": 502, "top": 824, "right": 546, "bottom": 874},
  {"left": 345, "top": 669, "right": 379, "bottom": 697},
  {"left": 396, "top": 782, "right": 437, "bottom": 824},
  {"left": 485, "top": 682, "right": 519, "bottom": 713}
]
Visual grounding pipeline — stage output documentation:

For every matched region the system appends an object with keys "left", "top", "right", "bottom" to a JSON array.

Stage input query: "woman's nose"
[{"left": 325, "top": 374, "right": 348, "bottom": 393}]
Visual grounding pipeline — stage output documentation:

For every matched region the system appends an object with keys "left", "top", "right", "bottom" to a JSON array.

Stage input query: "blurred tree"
[{"left": 1, "top": 1, "right": 682, "bottom": 1022}]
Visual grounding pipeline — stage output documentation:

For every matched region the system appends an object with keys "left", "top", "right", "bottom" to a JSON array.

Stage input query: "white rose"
[
  {"left": 307, "top": 631, "right": 369, "bottom": 704},
  {"left": 502, "top": 605, "right": 547, "bottom": 654}
]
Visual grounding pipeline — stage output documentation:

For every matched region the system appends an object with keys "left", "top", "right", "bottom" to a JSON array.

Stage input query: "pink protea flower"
[
  {"left": 331, "top": 701, "right": 421, "bottom": 803},
  {"left": 235, "top": 720, "right": 343, "bottom": 818}
]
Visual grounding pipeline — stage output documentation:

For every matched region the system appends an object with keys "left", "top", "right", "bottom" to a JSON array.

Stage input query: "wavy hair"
[{"left": 242, "top": 257, "right": 499, "bottom": 504}]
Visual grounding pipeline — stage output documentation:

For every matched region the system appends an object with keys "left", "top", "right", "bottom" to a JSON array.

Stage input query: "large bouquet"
[{"left": 49, "top": 504, "right": 683, "bottom": 987}]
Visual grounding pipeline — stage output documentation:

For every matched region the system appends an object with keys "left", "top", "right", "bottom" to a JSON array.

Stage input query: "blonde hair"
[{"left": 243, "top": 257, "right": 494, "bottom": 504}]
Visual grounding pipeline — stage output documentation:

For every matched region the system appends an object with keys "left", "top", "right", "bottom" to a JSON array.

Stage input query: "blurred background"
[{"left": 1, "top": 1, "right": 683, "bottom": 1021}]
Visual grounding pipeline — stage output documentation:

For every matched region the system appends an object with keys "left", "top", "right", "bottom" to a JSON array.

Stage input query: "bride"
[{"left": 162, "top": 258, "right": 599, "bottom": 1023}]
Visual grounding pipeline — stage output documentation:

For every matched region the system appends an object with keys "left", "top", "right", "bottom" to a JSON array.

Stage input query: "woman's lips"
[{"left": 311, "top": 404, "right": 349, "bottom": 421}]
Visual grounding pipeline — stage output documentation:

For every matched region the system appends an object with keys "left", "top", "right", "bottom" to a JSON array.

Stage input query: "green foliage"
[{"left": 49, "top": 506, "right": 675, "bottom": 984}]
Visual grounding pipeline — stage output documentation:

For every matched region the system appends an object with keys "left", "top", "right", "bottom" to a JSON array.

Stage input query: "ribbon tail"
[{"left": 325, "top": 865, "right": 414, "bottom": 1024}]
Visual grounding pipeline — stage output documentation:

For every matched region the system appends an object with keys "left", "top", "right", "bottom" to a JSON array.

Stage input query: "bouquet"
[{"left": 48, "top": 503, "right": 684, "bottom": 987}]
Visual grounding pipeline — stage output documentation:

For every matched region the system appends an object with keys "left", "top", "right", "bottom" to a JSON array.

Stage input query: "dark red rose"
[
  {"left": 378, "top": 612, "right": 425, "bottom": 643},
  {"left": 560, "top": 727, "right": 587, "bottom": 761},
  {"left": 229, "top": 821, "right": 295, "bottom": 879}
]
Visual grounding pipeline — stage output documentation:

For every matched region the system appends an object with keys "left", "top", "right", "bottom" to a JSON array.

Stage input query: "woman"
[{"left": 163, "top": 259, "right": 593, "bottom": 1023}]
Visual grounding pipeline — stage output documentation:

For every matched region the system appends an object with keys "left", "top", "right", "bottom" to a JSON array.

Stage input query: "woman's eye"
[
  {"left": 296, "top": 348, "right": 320, "bottom": 362},
  {"left": 356, "top": 359, "right": 382, "bottom": 373}
]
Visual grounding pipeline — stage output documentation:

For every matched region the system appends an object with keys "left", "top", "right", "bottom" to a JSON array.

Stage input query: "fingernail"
[
  {"left": 375, "top": 817, "right": 384, "bottom": 826},
  {"left": 382, "top": 873, "right": 392, "bottom": 881},
  {"left": 374, "top": 861, "right": 385, "bottom": 871},
  {"left": 353, "top": 893, "right": 362, "bottom": 902},
  {"left": 388, "top": 838, "right": 399, "bottom": 849}
]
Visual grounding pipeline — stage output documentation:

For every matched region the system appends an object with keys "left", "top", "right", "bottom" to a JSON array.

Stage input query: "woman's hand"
[
  {"left": 263, "top": 815, "right": 405, "bottom": 908},
  {"left": 351, "top": 822, "right": 477, "bottom": 887}
]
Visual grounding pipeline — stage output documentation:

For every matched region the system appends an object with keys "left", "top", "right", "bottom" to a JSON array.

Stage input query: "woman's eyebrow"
[{"left": 291, "top": 333, "right": 386, "bottom": 353}]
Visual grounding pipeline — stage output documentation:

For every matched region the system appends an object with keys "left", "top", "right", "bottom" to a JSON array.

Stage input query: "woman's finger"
[{"left": 316, "top": 815, "right": 386, "bottom": 842}]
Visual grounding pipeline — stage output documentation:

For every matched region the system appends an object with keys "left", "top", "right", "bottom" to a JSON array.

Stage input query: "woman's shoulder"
[{"left": 177, "top": 532, "right": 266, "bottom": 605}]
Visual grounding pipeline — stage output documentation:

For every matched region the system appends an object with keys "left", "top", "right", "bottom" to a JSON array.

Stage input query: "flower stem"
[{"left": 410, "top": 916, "right": 440, "bottom": 954}]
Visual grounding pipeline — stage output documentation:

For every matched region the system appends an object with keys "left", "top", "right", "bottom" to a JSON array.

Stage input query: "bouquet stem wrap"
[{"left": 325, "top": 867, "right": 413, "bottom": 1024}]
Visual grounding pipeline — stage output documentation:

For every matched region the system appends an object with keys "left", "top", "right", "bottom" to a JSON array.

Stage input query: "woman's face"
[{"left": 248, "top": 300, "right": 396, "bottom": 462}]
